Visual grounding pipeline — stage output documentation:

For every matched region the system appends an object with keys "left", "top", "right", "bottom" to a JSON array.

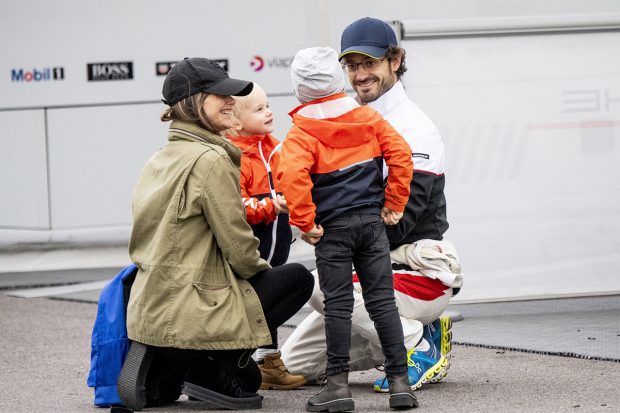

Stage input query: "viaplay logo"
[
  {"left": 250, "top": 55, "right": 294, "bottom": 72},
  {"left": 11, "top": 67, "right": 65, "bottom": 82},
  {"left": 250, "top": 55, "right": 264, "bottom": 72}
]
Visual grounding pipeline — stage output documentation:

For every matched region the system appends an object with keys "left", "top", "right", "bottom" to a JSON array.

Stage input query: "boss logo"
[{"left": 87, "top": 61, "right": 133, "bottom": 81}]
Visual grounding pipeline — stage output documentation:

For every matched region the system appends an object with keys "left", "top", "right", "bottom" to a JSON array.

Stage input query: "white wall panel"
[
  {"left": 267, "top": 95, "right": 299, "bottom": 140},
  {"left": 2, "top": 0, "right": 620, "bottom": 299},
  {"left": 46, "top": 104, "right": 168, "bottom": 228},
  {"left": 0, "top": 110, "right": 49, "bottom": 228},
  {"left": 400, "top": 31, "right": 620, "bottom": 300}
]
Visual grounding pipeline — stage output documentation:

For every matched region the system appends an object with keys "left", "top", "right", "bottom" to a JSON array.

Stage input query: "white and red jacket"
[
  {"left": 365, "top": 81, "right": 456, "bottom": 300},
  {"left": 230, "top": 133, "right": 291, "bottom": 266}
]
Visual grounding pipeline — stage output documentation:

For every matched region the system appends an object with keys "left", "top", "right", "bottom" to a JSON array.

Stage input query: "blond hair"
[{"left": 225, "top": 83, "right": 266, "bottom": 137}]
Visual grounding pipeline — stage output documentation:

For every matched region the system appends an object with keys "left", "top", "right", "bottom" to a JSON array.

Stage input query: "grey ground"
[{"left": 1, "top": 266, "right": 619, "bottom": 412}]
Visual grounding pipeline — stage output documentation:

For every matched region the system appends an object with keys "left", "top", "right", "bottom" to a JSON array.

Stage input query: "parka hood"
[{"left": 289, "top": 93, "right": 385, "bottom": 148}]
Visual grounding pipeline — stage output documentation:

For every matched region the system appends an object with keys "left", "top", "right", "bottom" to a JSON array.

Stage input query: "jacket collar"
[
  {"left": 229, "top": 134, "right": 265, "bottom": 152},
  {"left": 230, "top": 134, "right": 279, "bottom": 159},
  {"left": 363, "top": 80, "right": 408, "bottom": 117},
  {"left": 289, "top": 92, "right": 351, "bottom": 118},
  {"left": 168, "top": 120, "right": 241, "bottom": 166}
]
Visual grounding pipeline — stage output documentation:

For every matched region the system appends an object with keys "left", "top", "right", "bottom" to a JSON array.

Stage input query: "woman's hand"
[{"left": 301, "top": 224, "right": 323, "bottom": 245}]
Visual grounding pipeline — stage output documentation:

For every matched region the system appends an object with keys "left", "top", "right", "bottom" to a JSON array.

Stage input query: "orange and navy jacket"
[
  {"left": 229, "top": 133, "right": 292, "bottom": 266},
  {"left": 277, "top": 93, "right": 413, "bottom": 233}
]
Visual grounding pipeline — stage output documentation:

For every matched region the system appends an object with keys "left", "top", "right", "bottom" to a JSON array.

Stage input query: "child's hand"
[
  {"left": 381, "top": 207, "right": 403, "bottom": 225},
  {"left": 274, "top": 194, "right": 289, "bottom": 214},
  {"left": 301, "top": 225, "right": 323, "bottom": 245}
]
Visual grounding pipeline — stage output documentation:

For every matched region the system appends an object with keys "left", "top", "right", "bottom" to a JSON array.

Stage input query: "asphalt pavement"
[{"left": 1, "top": 247, "right": 619, "bottom": 412}]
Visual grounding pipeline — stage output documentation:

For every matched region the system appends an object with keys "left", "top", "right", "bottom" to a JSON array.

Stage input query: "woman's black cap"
[{"left": 162, "top": 57, "right": 253, "bottom": 106}]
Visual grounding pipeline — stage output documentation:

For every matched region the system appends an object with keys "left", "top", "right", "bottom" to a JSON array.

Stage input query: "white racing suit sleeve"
[{"left": 391, "top": 239, "right": 464, "bottom": 290}]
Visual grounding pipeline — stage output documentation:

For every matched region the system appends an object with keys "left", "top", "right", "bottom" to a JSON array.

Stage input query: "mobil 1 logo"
[
  {"left": 11, "top": 67, "right": 65, "bottom": 82},
  {"left": 87, "top": 61, "right": 133, "bottom": 81}
]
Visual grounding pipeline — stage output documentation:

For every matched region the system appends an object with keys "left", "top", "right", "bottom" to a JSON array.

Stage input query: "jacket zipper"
[{"left": 259, "top": 140, "right": 282, "bottom": 264}]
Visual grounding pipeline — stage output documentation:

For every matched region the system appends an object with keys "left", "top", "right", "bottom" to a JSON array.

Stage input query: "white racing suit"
[{"left": 281, "top": 81, "right": 463, "bottom": 381}]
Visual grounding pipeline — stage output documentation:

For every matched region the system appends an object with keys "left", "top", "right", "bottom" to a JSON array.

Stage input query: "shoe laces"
[
  {"left": 406, "top": 348, "right": 423, "bottom": 373},
  {"left": 237, "top": 349, "right": 253, "bottom": 369}
]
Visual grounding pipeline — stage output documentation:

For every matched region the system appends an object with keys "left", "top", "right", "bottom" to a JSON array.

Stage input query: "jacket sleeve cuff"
[
  {"left": 384, "top": 199, "right": 405, "bottom": 213},
  {"left": 265, "top": 199, "right": 278, "bottom": 223},
  {"left": 298, "top": 222, "right": 316, "bottom": 233}
]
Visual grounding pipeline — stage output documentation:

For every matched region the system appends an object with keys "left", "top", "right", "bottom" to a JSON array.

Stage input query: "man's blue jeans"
[{"left": 314, "top": 208, "right": 407, "bottom": 377}]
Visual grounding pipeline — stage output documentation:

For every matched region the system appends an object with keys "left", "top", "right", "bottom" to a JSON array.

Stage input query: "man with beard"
[{"left": 281, "top": 17, "right": 463, "bottom": 393}]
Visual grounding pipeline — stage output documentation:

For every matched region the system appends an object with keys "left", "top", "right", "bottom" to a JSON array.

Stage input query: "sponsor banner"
[
  {"left": 155, "top": 58, "right": 229, "bottom": 76},
  {"left": 250, "top": 55, "right": 293, "bottom": 72},
  {"left": 212, "top": 59, "right": 229, "bottom": 72},
  {"left": 250, "top": 55, "right": 265, "bottom": 72},
  {"left": 11, "top": 67, "right": 64, "bottom": 82},
  {"left": 155, "top": 61, "right": 176, "bottom": 76},
  {"left": 87, "top": 61, "right": 133, "bottom": 81}
]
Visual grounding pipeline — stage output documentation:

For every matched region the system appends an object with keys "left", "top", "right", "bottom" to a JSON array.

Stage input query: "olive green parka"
[{"left": 127, "top": 120, "right": 272, "bottom": 350}]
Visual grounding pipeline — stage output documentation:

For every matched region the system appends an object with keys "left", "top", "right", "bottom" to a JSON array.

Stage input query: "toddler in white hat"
[
  {"left": 291, "top": 47, "right": 346, "bottom": 104},
  {"left": 280, "top": 46, "right": 416, "bottom": 413}
]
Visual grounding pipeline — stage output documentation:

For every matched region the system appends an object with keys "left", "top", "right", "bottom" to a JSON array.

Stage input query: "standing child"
[
  {"left": 228, "top": 83, "right": 306, "bottom": 390},
  {"left": 278, "top": 47, "right": 417, "bottom": 412}
]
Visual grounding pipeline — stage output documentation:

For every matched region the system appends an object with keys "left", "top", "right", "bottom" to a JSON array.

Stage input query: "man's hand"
[
  {"left": 381, "top": 207, "right": 403, "bottom": 225},
  {"left": 301, "top": 224, "right": 324, "bottom": 245}
]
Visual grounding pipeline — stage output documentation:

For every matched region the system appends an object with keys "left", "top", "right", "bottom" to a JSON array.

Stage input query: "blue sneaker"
[
  {"left": 426, "top": 315, "right": 453, "bottom": 359},
  {"left": 373, "top": 339, "right": 448, "bottom": 393},
  {"left": 422, "top": 315, "right": 452, "bottom": 382}
]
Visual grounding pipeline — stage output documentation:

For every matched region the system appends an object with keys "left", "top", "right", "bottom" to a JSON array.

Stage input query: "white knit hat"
[{"left": 291, "top": 47, "right": 346, "bottom": 104}]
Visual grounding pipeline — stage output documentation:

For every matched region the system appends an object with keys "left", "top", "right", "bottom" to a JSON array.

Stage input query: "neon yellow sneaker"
[
  {"left": 373, "top": 339, "right": 448, "bottom": 392},
  {"left": 423, "top": 315, "right": 452, "bottom": 382}
]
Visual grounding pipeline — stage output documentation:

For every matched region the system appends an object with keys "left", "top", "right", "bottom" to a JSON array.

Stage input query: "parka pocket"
[
  {"left": 192, "top": 282, "right": 231, "bottom": 307},
  {"left": 184, "top": 282, "right": 247, "bottom": 343}
]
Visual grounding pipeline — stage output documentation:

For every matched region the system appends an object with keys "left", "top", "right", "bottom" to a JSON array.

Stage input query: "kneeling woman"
[{"left": 120, "top": 57, "right": 313, "bottom": 410}]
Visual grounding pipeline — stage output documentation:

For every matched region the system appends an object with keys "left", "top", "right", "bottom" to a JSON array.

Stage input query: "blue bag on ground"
[{"left": 86, "top": 264, "right": 138, "bottom": 407}]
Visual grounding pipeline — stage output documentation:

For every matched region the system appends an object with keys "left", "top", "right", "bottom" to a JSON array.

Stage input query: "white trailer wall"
[
  {"left": 397, "top": 18, "right": 620, "bottom": 301},
  {"left": 1, "top": 0, "right": 619, "bottom": 300}
]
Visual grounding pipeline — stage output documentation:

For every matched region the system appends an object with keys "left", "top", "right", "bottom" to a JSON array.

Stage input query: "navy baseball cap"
[{"left": 339, "top": 17, "right": 398, "bottom": 59}]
